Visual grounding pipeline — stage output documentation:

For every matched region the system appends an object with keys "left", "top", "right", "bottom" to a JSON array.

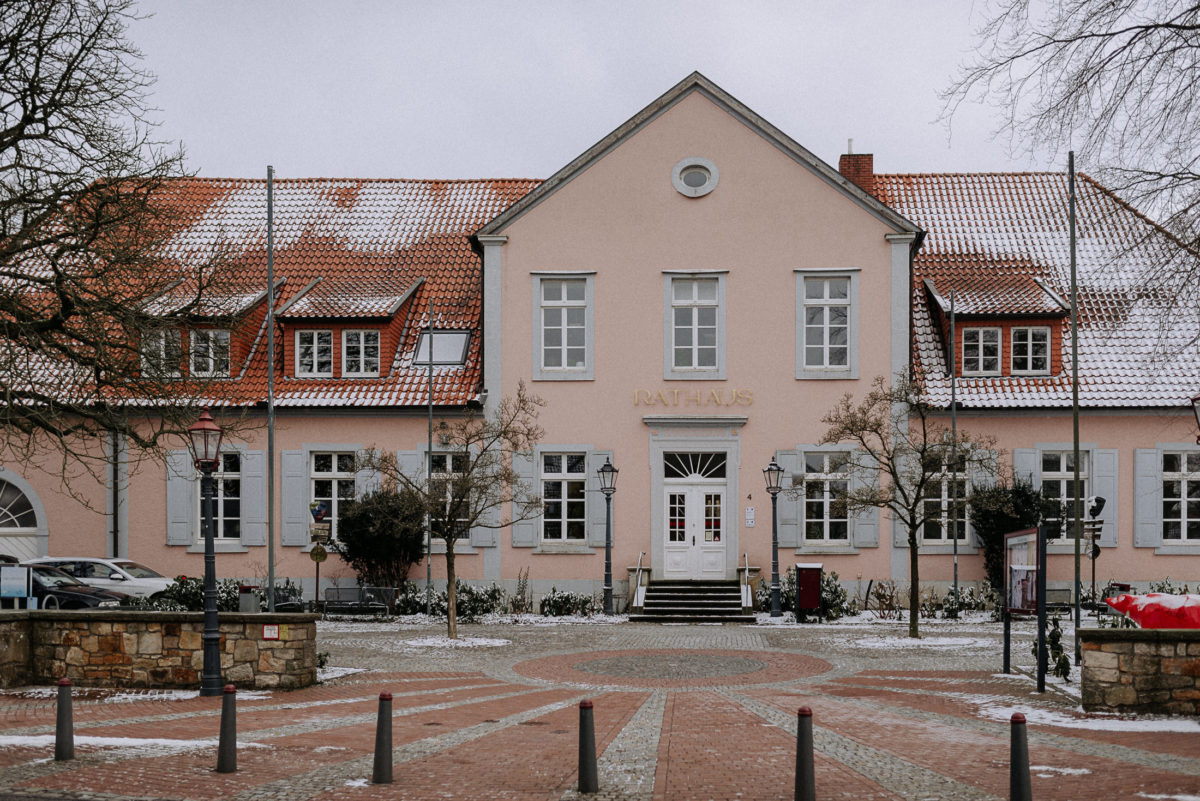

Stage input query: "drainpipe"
[{"left": 109, "top": 430, "right": 120, "bottom": 558}]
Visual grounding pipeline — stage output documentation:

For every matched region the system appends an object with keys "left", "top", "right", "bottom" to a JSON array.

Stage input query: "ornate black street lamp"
[
  {"left": 764, "top": 459, "right": 785, "bottom": 617},
  {"left": 187, "top": 408, "right": 225, "bottom": 697},
  {"left": 598, "top": 458, "right": 618, "bottom": 615}
]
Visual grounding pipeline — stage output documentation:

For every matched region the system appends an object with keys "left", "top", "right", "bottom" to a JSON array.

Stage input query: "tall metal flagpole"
[
  {"left": 266, "top": 166, "right": 277, "bottom": 611},
  {"left": 950, "top": 289, "right": 958, "bottom": 600},
  {"left": 425, "top": 300, "right": 434, "bottom": 616},
  {"left": 1069, "top": 152, "right": 1083, "bottom": 664}
]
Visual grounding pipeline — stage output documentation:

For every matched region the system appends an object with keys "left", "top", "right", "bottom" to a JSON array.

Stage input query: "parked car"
[
  {"left": 0, "top": 553, "right": 18, "bottom": 564},
  {"left": 24, "top": 557, "right": 173, "bottom": 599},
  {"left": 26, "top": 564, "right": 128, "bottom": 609}
]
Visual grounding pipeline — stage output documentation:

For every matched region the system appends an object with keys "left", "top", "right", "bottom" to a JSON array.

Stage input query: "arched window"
[{"left": 0, "top": 480, "right": 37, "bottom": 529}]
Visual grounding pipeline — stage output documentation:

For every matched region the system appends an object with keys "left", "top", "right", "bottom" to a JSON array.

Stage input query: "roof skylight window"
[{"left": 414, "top": 331, "right": 470, "bottom": 365}]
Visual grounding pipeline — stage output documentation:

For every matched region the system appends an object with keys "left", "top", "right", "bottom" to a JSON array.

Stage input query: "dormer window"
[
  {"left": 191, "top": 330, "right": 231, "bottom": 377},
  {"left": 296, "top": 330, "right": 333, "bottom": 377},
  {"left": 143, "top": 329, "right": 182, "bottom": 377},
  {"left": 414, "top": 330, "right": 470, "bottom": 365},
  {"left": 342, "top": 330, "right": 380, "bottom": 377},
  {"left": 1012, "top": 326, "right": 1050, "bottom": 375},
  {"left": 962, "top": 328, "right": 1001, "bottom": 376}
]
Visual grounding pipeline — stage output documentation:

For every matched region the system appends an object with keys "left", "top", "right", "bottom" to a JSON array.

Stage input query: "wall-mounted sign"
[
  {"left": 262, "top": 624, "right": 280, "bottom": 640},
  {"left": 634, "top": 388, "right": 753, "bottom": 408},
  {"left": 745, "top": 507, "right": 756, "bottom": 528}
]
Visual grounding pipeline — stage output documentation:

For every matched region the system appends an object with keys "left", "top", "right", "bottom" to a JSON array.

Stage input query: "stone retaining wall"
[
  {"left": 0, "top": 610, "right": 318, "bottom": 690},
  {"left": 1080, "top": 628, "right": 1200, "bottom": 715}
]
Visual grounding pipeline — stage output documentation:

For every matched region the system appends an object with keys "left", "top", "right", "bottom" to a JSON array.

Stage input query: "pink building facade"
[{"left": 3, "top": 74, "right": 1197, "bottom": 605}]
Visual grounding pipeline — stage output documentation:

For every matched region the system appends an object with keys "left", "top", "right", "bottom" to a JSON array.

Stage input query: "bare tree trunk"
[
  {"left": 444, "top": 540, "right": 457, "bottom": 640},
  {"left": 907, "top": 527, "right": 920, "bottom": 638}
]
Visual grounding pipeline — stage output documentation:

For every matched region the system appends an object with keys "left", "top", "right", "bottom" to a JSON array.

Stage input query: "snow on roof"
[
  {"left": 877, "top": 173, "right": 1200, "bottom": 409},
  {"left": 148, "top": 177, "right": 539, "bottom": 407}
]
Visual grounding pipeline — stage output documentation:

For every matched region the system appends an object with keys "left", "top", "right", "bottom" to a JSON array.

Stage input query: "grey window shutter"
[
  {"left": 240, "top": 450, "right": 268, "bottom": 546},
  {"left": 511, "top": 451, "right": 538, "bottom": 547},
  {"left": 1092, "top": 449, "right": 1118, "bottom": 545},
  {"left": 281, "top": 450, "right": 308, "bottom": 546},
  {"left": 1133, "top": 448, "right": 1160, "bottom": 548},
  {"left": 1012, "top": 449, "right": 1038, "bottom": 487},
  {"left": 355, "top": 457, "right": 380, "bottom": 497},
  {"left": 966, "top": 449, "right": 998, "bottom": 544},
  {"left": 587, "top": 450, "right": 613, "bottom": 547},
  {"left": 775, "top": 451, "right": 800, "bottom": 548},
  {"left": 848, "top": 452, "right": 878, "bottom": 548},
  {"left": 395, "top": 449, "right": 423, "bottom": 477},
  {"left": 470, "top": 505, "right": 498, "bottom": 547},
  {"left": 165, "top": 450, "right": 196, "bottom": 545}
]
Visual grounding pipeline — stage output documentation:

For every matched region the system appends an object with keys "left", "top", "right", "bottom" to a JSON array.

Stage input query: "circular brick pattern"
[
  {"left": 513, "top": 648, "right": 832, "bottom": 688},
  {"left": 574, "top": 653, "right": 767, "bottom": 679}
]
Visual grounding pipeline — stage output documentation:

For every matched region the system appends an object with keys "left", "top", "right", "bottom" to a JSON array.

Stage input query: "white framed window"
[
  {"left": 1161, "top": 451, "right": 1200, "bottom": 541},
  {"left": 296, "top": 330, "right": 333, "bottom": 377},
  {"left": 0, "top": 479, "right": 38, "bottom": 530},
  {"left": 142, "top": 329, "right": 182, "bottom": 377},
  {"left": 796, "top": 270, "right": 858, "bottom": 380},
  {"left": 962, "top": 328, "right": 1001, "bottom": 375},
  {"left": 311, "top": 451, "right": 356, "bottom": 539},
  {"left": 922, "top": 459, "right": 968, "bottom": 541},
  {"left": 800, "top": 452, "right": 849, "bottom": 542},
  {"left": 414, "top": 330, "right": 470, "bottom": 365},
  {"left": 803, "top": 277, "right": 850, "bottom": 369},
  {"left": 197, "top": 452, "right": 241, "bottom": 540},
  {"left": 540, "top": 453, "right": 586, "bottom": 541},
  {"left": 532, "top": 274, "right": 594, "bottom": 381},
  {"left": 190, "top": 330, "right": 231, "bottom": 377},
  {"left": 342, "top": 330, "right": 380, "bottom": 376},
  {"left": 665, "top": 274, "right": 725, "bottom": 379},
  {"left": 1041, "top": 450, "right": 1088, "bottom": 539},
  {"left": 430, "top": 451, "right": 470, "bottom": 538},
  {"left": 1012, "top": 327, "right": 1050, "bottom": 375}
]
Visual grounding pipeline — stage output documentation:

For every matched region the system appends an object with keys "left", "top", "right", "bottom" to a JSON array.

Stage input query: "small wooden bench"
[{"left": 322, "top": 586, "right": 394, "bottom": 617}]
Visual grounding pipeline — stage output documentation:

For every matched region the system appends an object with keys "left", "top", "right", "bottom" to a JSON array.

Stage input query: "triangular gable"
[{"left": 477, "top": 71, "right": 922, "bottom": 238}]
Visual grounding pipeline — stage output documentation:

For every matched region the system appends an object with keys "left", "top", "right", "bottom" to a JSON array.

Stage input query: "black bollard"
[
  {"left": 372, "top": 692, "right": 393, "bottom": 784},
  {"left": 1010, "top": 712, "right": 1031, "bottom": 801},
  {"left": 216, "top": 684, "right": 237, "bottom": 773},
  {"left": 54, "top": 678, "right": 73, "bottom": 762},
  {"left": 795, "top": 706, "right": 815, "bottom": 801},
  {"left": 577, "top": 699, "right": 598, "bottom": 794}
]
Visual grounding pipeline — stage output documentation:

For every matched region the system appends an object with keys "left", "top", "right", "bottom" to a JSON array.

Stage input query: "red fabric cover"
[{"left": 1104, "top": 593, "right": 1200, "bottom": 629}]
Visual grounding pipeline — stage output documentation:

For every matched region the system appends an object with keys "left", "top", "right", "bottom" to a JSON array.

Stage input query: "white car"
[{"left": 24, "top": 557, "right": 173, "bottom": 599}]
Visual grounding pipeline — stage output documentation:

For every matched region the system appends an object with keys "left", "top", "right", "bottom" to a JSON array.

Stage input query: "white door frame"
[
  {"left": 644, "top": 417, "right": 744, "bottom": 582},
  {"left": 663, "top": 481, "right": 727, "bottom": 580}
]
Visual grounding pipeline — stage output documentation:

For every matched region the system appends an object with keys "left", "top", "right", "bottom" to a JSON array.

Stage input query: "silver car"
[{"left": 24, "top": 557, "right": 173, "bottom": 599}]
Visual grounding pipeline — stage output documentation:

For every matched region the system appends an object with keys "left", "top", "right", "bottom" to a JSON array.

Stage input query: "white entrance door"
[{"left": 663, "top": 483, "right": 726, "bottom": 580}]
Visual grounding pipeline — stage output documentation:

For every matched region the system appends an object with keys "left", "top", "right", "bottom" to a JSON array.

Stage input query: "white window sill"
[
  {"left": 918, "top": 542, "right": 979, "bottom": 555},
  {"left": 428, "top": 540, "right": 477, "bottom": 555},
  {"left": 796, "top": 543, "right": 858, "bottom": 554},
  {"left": 187, "top": 540, "right": 249, "bottom": 554},
  {"left": 533, "top": 542, "right": 594, "bottom": 555},
  {"left": 1153, "top": 543, "right": 1200, "bottom": 554}
]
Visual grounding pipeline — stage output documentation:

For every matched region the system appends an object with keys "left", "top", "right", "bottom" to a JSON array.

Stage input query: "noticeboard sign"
[
  {"left": 1004, "top": 528, "right": 1039, "bottom": 614},
  {"left": 0, "top": 565, "right": 31, "bottom": 598}
]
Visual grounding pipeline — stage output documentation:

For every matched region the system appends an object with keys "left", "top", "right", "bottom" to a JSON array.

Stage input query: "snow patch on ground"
[
  {"left": 344, "top": 778, "right": 369, "bottom": 787},
  {"left": 0, "top": 735, "right": 273, "bottom": 752},
  {"left": 403, "top": 636, "right": 510, "bottom": 648},
  {"left": 1031, "top": 765, "right": 1091, "bottom": 776},
  {"left": 853, "top": 635, "right": 994, "bottom": 650},
  {"left": 1138, "top": 794, "right": 1200, "bottom": 801},
  {"left": 317, "top": 613, "right": 626, "bottom": 632},
  {"left": 318, "top": 666, "right": 367, "bottom": 682},
  {"left": 971, "top": 699, "right": 1200, "bottom": 732}
]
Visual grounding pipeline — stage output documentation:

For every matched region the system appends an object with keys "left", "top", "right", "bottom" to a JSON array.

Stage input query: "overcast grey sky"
[{"left": 131, "top": 1, "right": 1053, "bottom": 181}]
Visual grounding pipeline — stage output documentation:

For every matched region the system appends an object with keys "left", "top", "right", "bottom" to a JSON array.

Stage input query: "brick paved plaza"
[{"left": 1, "top": 618, "right": 1198, "bottom": 800}]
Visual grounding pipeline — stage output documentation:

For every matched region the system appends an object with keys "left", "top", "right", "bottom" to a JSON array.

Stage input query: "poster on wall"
[{"left": 1004, "top": 528, "right": 1039, "bottom": 614}]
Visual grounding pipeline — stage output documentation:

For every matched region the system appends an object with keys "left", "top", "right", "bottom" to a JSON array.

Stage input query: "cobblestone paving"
[{"left": 1, "top": 618, "right": 1198, "bottom": 800}]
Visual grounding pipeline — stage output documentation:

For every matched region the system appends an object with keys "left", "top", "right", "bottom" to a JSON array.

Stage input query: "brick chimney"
[{"left": 838, "top": 152, "right": 876, "bottom": 198}]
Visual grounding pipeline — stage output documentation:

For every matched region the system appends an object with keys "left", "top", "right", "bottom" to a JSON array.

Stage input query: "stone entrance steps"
[{"left": 629, "top": 580, "right": 755, "bottom": 623}]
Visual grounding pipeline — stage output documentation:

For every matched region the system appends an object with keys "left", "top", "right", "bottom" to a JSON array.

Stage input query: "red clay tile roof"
[
  {"left": 153, "top": 177, "right": 539, "bottom": 407},
  {"left": 878, "top": 172, "right": 1200, "bottom": 408}
]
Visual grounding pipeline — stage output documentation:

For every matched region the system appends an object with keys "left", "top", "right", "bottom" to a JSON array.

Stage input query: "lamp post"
[
  {"left": 598, "top": 458, "right": 618, "bottom": 615},
  {"left": 764, "top": 459, "right": 785, "bottom": 617},
  {"left": 187, "top": 409, "right": 225, "bottom": 697}
]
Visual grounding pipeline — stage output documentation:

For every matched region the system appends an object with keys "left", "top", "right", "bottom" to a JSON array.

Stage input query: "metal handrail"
[
  {"left": 632, "top": 551, "right": 647, "bottom": 610},
  {"left": 741, "top": 552, "right": 752, "bottom": 610}
]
